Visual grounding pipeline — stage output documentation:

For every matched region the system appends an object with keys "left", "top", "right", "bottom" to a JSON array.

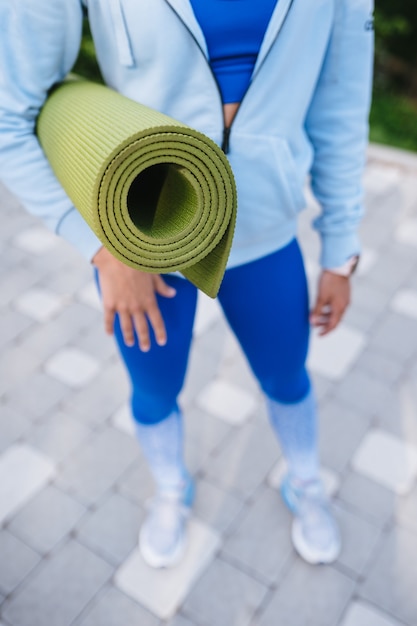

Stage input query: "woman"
[{"left": 0, "top": 0, "right": 374, "bottom": 568}]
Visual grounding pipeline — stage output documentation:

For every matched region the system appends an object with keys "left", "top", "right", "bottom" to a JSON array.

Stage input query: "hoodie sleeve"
[
  {"left": 0, "top": 0, "right": 102, "bottom": 261},
  {"left": 304, "top": 0, "right": 374, "bottom": 269}
]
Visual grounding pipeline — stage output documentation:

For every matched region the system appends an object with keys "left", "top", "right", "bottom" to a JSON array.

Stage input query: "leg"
[
  {"left": 218, "top": 240, "right": 340, "bottom": 563},
  {"left": 217, "top": 239, "right": 316, "bottom": 479},
  {"left": 111, "top": 273, "right": 196, "bottom": 491},
  {"left": 96, "top": 271, "right": 197, "bottom": 566}
]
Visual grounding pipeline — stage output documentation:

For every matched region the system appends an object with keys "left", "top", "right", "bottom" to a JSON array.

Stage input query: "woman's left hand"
[{"left": 310, "top": 271, "right": 351, "bottom": 336}]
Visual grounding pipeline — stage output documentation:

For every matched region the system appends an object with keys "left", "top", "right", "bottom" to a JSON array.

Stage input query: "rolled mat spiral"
[{"left": 37, "top": 79, "right": 237, "bottom": 297}]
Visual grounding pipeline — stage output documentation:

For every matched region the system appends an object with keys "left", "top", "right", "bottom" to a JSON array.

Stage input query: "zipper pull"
[{"left": 222, "top": 126, "right": 231, "bottom": 154}]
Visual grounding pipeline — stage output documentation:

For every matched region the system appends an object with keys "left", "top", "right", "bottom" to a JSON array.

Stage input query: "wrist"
[
  {"left": 92, "top": 246, "right": 112, "bottom": 268},
  {"left": 324, "top": 255, "right": 359, "bottom": 278}
]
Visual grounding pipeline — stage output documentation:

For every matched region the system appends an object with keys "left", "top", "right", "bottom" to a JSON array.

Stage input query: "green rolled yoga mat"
[{"left": 37, "top": 79, "right": 237, "bottom": 297}]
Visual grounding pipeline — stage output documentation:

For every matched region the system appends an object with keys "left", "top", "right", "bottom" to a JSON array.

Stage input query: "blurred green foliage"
[
  {"left": 74, "top": 9, "right": 417, "bottom": 152},
  {"left": 372, "top": 3, "right": 417, "bottom": 151},
  {"left": 370, "top": 91, "right": 417, "bottom": 152},
  {"left": 73, "top": 19, "right": 103, "bottom": 84}
]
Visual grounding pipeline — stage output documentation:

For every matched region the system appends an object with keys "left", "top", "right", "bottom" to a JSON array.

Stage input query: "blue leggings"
[{"left": 111, "top": 239, "right": 311, "bottom": 424}]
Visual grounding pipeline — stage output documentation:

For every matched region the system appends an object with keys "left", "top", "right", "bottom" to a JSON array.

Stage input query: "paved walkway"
[{"left": 1, "top": 144, "right": 417, "bottom": 626}]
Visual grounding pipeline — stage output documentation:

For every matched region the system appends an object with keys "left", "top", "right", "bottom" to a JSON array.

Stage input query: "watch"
[{"left": 326, "top": 255, "right": 359, "bottom": 277}]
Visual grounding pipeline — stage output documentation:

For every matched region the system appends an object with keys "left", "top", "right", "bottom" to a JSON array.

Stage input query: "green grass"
[
  {"left": 74, "top": 22, "right": 417, "bottom": 154},
  {"left": 370, "top": 90, "right": 417, "bottom": 153}
]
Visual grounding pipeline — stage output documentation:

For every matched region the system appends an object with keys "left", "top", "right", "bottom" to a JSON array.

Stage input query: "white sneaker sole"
[
  {"left": 291, "top": 520, "right": 341, "bottom": 565},
  {"left": 139, "top": 528, "right": 187, "bottom": 569}
]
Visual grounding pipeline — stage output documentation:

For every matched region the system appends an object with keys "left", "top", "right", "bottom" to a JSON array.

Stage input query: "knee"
[
  {"left": 131, "top": 392, "right": 179, "bottom": 425},
  {"left": 262, "top": 371, "right": 311, "bottom": 405}
]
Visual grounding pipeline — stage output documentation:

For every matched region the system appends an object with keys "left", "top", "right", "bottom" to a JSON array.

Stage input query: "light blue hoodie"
[{"left": 0, "top": 0, "right": 374, "bottom": 269}]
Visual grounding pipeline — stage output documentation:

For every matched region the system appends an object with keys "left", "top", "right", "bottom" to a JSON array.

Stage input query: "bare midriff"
[{"left": 223, "top": 102, "right": 240, "bottom": 128}]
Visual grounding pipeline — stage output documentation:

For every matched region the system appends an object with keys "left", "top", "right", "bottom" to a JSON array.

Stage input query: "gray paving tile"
[
  {"left": 338, "top": 471, "right": 395, "bottom": 528},
  {"left": 0, "top": 266, "right": 39, "bottom": 309},
  {"left": 196, "top": 378, "right": 258, "bottom": 425},
  {"left": 193, "top": 477, "right": 245, "bottom": 534},
  {"left": 350, "top": 279, "right": 392, "bottom": 319},
  {"left": 308, "top": 324, "right": 366, "bottom": 381},
  {"left": 184, "top": 407, "right": 233, "bottom": 474},
  {"left": 359, "top": 526, "right": 417, "bottom": 626},
  {"left": 64, "top": 361, "right": 129, "bottom": 427},
  {"left": 183, "top": 557, "right": 268, "bottom": 626},
  {"left": 168, "top": 615, "right": 198, "bottom": 626},
  {"left": 343, "top": 303, "right": 382, "bottom": 334},
  {"left": 12, "top": 223, "right": 61, "bottom": 255},
  {"left": 23, "top": 247, "right": 81, "bottom": 281},
  {"left": 115, "top": 518, "right": 220, "bottom": 620},
  {"left": 39, "top": 262, "right": 91, "bottom": 297},
  {"left": 0, "top": 244, "right": 28, "bottom": 275},
  {"left": 184, "top": 437, "right": 217, "bottom": 477},
  {"left": 222, "top": 486, "right": 292, "bottom": 584},
  {"left": 2, "top": 540, "right": 112, "bottom": 626},
  {"left": 184, "top": 405, "right": 233, "bottom": 460},
  {"left": 3, "top": 372, "right": 70, "bottom": 422},
  {"left": 73, "top": 323, "right": 117, "bottom": 362},
  {"left": 319, "top": 399, "right": 370, "bottom": 474},
  {"left": 0, "top": 345, "right": 42, "bottom": 398},
  {"left": 179, "top": 342, "right": 223, "bottom": 410},
  {"left": 0, "top": 308, "right": 33, "bottom": 349},
  {"left": 13, "top": 286, "right": 69, "bottom": 323},
  {"left": 76, "top": 492, "right": 142, "bottom": 566},
  {"left": 25, "top": 408, "right": 92, "bottom": 464},
  {"left": 216, "top": 346, "right": 261, "bottom": 397},
  {"left": 354, "top": 347, "right": 404, "bottom": 386},
  {"left": 0, "top": 405, "right": 31, "bottom": 453},
  {"left": 395, "top": 483, "right": 417, "bottom": 535},
  {"left": 334, "top": 503, "right": 383, "bottom": 576},
  {"left": 375, "top": 376, "right": 417, "bottom": 446},
  {"left": 192, "top": 316, "right": 229, "bottom": 361},
  {"left": 340, "top": 599, "right": 405, "bottom": 626},
  {"left": 256, "top": 560, "right": 354, "bottom": 626},
  {"left": 365, "top": 239, "right": 417, "bottom": 291},
  {"left": 116, "top": 457, "right": 154, "bottom": 505},
  {"left": 74, "top": 586, "right": 159, "bottom": 626},
  {"left": 55, "top": 427, "right": 139, "bottom": 505},
  {"left": 352, "top": 428, "right": 417, "bottom": 495},
  {"left": 20, "top": 302, "right": 100, "bottom": 361},
  {"left": 0, "top": 444, "right": 55, "bottom": 525},
  {"left": 0, "top": 530, "right": 41, "bottom": 595},
  {"left": 203, "top": 417, "right": 280, "bottom": 499},
  {"left": 332, "top": 368, "right": 396, "bottom": 419},
  {"left": 310, "top": 372, "right": 334, "bottom": 403},
  {"left": 0, "top": 203, "right": 36, "bottom": 241},
  {"left": 368, "top": 312, "right": 417, "bottom": 361},
  {"left": 8, "top": 486, "right": 86, "bottom": 554},
  {"left": 45, "top": 347, "right": 101, "bottom": 388}
]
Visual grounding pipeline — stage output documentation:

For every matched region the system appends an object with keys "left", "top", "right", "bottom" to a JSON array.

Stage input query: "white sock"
[
  {"left": 135, "top": 410, "right": 188, "bottom": 493},
  {"left": 266, "top": 387, "right": 319, "bottom": 483}
]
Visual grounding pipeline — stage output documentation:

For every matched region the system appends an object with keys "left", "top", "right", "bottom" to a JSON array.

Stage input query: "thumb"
[
  {"left": 310, "top": 292, "right": 327, "bottom": 323},
  {"left": 153, "top": 274, "right": 177, "bottom": 298}
]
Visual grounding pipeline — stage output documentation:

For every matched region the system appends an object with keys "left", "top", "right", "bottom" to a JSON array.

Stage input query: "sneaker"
[
  {"left": 280, "top": 474, "right": 341, "bottom": 564},
  {"left": 139, "top": 476, "right": 194, "bottom": 568}
]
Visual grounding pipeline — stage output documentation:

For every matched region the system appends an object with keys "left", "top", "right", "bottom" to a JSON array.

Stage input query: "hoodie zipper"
[{"left": 165, "top": 0, "right": 294, "bottom": 155}]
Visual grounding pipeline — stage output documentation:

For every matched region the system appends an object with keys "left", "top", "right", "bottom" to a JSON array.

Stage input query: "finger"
[
  {"left": 103, "top": 307, "right": 116, "bottom": 336},
  {"left": 153, "top": 275, "right": 176, "bottom": 298},
  {"left": 310, "top": 300, "right": 329, "bottom": 325},
  {"left": 132, "top": 311, "right": 151, "bottom": 352},
  {"left": 319, "top": 308, "right": 343, "bottom": 336},
  {"left": 119, "top": 311, "right": 136, "bottom": 347},
  {"left": 147, "top": 302, "right": 167, "bottom": 346}
]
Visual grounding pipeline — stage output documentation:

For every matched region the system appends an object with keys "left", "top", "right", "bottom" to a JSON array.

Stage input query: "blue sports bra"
[{"left": 190, "top": 0, "right": 277, "bottom": 104}]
